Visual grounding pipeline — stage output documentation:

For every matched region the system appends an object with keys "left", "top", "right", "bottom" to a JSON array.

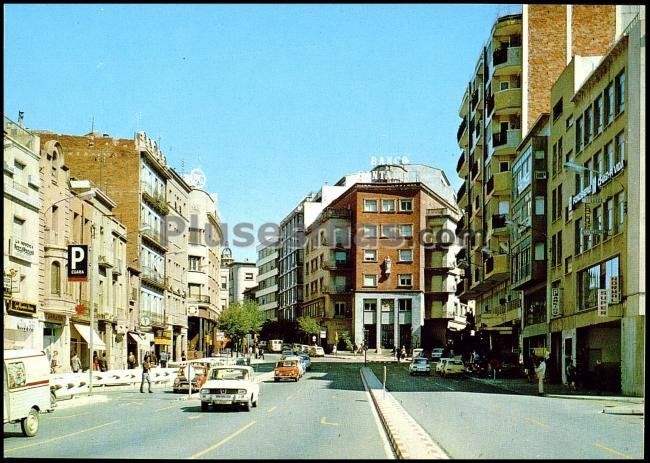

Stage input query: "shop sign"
[
  {"left": 609, "top": 276, "right": 619, "bottom": 304},
  {"left": 597, "top": 159, "right": 625, "bottom": 188},
  {"left": 7, "top": 300, "right": 37, "bottom": 316},
  {"left": 5, "top": 316, "right": 36, "bottom": 332},
  {"left": 320, "top": 330, "right": 327, "bottom": 338},
  {"left": 10, "top": 237, "right": 35, "bottom": 263},
  {"left": 597, "top": 289, "right": 608, "bottom": 316},
  {"left": 45, "top": 312, "right": 66, "bottom": 324},
  {"left": 551, "top": 288, "right": 561, "bottom": 317},
  {"left": 568, "top": 177, "right": 597, "bottom": 211}
]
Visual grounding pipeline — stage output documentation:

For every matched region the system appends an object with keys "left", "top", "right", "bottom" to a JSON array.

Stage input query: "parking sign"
[{"left": 68, "top": 245, "right": 88, "bottom": 281}]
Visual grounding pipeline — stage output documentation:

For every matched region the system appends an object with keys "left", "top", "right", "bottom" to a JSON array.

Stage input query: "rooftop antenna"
[
  {"left": 17, "top": 111, "right": 24, "bottom": 127},
  {"left": 91, "top": 115, "right": 94, "bottom": 134}
]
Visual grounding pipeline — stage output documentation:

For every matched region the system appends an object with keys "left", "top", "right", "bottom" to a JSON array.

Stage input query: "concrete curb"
[{"left": 361, "top": 367, "right": 449, "bottom": 459}]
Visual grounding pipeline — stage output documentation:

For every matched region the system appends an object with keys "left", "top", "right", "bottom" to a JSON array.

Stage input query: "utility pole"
[{"left": 88, "top": 244, "right": 95, "bottom": 395}]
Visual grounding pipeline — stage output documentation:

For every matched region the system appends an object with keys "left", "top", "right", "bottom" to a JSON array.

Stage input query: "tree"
[
  {"left": 297, "top": 316, "right": 320, "bottom": 343},
  {"left": 260, "top": 319, "right": 299, "bottom": 342},
  {"left": 218, "top": 300, "right": 264, "bottom": 352}
]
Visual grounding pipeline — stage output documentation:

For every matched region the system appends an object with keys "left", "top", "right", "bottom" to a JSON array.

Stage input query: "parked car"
[
  {"left": 199, "top": 365, "right": 259, "bottom": 411},
  {"left": 409, "top": 357, "right": 431, "bottom": 376},
  {"left": 280, "top": 349, "right": 294, "bottom": 359},
  {"left": 497, "top": 361, "right": 525, "bottom": 378},
  {"left": 274, "top": 359, "right": 301, "bottom": 382},
  {"left": 308, "top": 346, "right": 325, "bottom": 357},
  {"left": 434, "top": 358, "right": 450, "bottom": 373},
  {"left": 430, "top": 347, "right": 445, "bottom": 362},
  {"left": 173, "top": 364, "right": 207, "bottom": 393},
  {"left": 297, "top": 353, "right": 312, "bottom": 371},
  {"left": 412, "top": 348, "right": 425, "bottom": 359},
  {"left": 440, "top": 358, "right": 466, "bottom": 377}
]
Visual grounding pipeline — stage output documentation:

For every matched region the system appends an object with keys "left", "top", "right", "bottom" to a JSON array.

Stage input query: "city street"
[{"left": 4, "top": 358, "right": 643, "bottom": 459}]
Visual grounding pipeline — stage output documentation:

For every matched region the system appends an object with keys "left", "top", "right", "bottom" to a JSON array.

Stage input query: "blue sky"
[{"left": 4, "top": 3, "right": 521, "bottom": 262}]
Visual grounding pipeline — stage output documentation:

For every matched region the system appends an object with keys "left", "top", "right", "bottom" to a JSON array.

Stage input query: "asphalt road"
[
  {"left": 3, "top": 361, "right": 394, "bottom": 459},
  {"left": 368, "top": 362, "right": 644, "bottom": 459}
]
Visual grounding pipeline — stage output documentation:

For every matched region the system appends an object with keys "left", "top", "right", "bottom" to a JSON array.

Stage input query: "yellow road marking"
[
  {"left": 594, "top": 442, "right": 634, "bottom": 459},
  {"left": 190, "top": 421, "right": 256, "bottom": 459},
  {"left": 525, "top": 417, "right": 548, "bottom": 428},
  {"left": 5, "top": 420, "right": 119, "bottom": 452},
  {"left": 155, "top": 404, "right": 178, "bottom": 412},
  {"left": 267, "top": 406, "right": 277, "bottom": 413},
  {"left": 189, "top": 414, "right": 203, "bottom": 420},
  {"left": 320, "top": 417, "right": 339, "bottom": 426}
]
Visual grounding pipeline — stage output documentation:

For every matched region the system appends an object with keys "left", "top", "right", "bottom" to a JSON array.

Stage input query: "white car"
[
  {"left": 431, "top": 348, "right": 445, "bottom": 362},
  {"left": 440, "top": 358, "right": 466, "bottom": 377},
  {"left": 409, "top": 357, "right": 431, "bottom": 376},
  {"left": 309, "top": 346, "right": 325, "bottom": 357},
  {"left": 435, "top": 358, "right": 450, "bottom": 373},
  {"left": 199, "top": 365, "right": 259, "bottom": 411}
]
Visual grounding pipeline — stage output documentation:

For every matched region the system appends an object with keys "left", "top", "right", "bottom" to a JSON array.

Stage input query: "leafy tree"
[
  {"left": 297, "top": 316, "right": 320, "bottom": 342},
  {"left": 218, "top": 300, "right": 264, "bottom": 351},
  {"left": 337, "top": 330, "right": 354, "bottom": 351},
  {"left": 259, "top": 319, "right": 299, "bottom": 342}
]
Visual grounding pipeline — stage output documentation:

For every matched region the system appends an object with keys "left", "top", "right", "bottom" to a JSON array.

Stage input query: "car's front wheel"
[
  {"left": 244, "top": 395, "right": 252, "bottom": 411},
  {"left": 253, "top": 394, "right": 258, "bottom": 408},
  {"left": 21, "top": 408, "right": 39, "bottom": 437}
]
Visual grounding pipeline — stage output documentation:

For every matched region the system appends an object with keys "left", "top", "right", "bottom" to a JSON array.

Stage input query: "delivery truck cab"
[{"left": 3, "top": 349, "right": 54, "bottom": 436}]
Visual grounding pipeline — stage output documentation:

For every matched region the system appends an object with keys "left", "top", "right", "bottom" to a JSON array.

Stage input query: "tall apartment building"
[
  {"left": 37, "top": 130, "right": 174, "bottom": 360},
  {"left": 303, "top": 164, "right": 463, "bottom": 352},
  {"left": 165, "top": 168, "right": 192, "bottom": 361},
  {"left": 255, "top": 240, "right": 279, "bottom": 321},
  {"left": 4, "top": 115, "right": 42, "bottom": 350},
  {"left": 185, "top": 188, "right": 223, "bottom": 358},
  {"left": 547, "top": 9, "right": 644, "bottom": 396},
  {"left": 455, "top": 5, "right": 619, "bottom": 360},
  {"left": 229, "top": 260, "right": 258, "bottom": 304}
]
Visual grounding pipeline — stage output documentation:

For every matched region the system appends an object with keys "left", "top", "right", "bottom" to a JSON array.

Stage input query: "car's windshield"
[
  {"left": 210, "top": 368, "right": 249, "bottom": 381},
  {"left": 277, "top": 360, "right": 297, "bottom": 367},
  {"left": 414, "top": 358, "right": 427, "bottom": 364}
]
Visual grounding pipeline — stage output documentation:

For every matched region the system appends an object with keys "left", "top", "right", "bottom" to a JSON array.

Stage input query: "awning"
[
  {"left": 129, "top": 332, "right": 149, "bottom": 345},
  {"left": 73, "top": 323, "right": 107, "bottom": 350}
]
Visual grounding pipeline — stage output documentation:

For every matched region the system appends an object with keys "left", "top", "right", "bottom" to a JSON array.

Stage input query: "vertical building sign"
[
  {"left": 609, "top": 276, "right": 619, "bottom": 304},
  {"left": 551, "top": 288, "right": 561, "bottom": 317},
  {"left": 597, "top": 289, "right": 608, "bottom": 316}
]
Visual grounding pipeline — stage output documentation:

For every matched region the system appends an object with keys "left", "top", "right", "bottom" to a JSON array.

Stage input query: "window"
[
  {"left": 398, "top": 249, "right": 413, "bottom": 262},
  {"left": 245, "top": 272, "right": 254, "bottom": 281},
  {"left": 364, "top": 299, "right": 377, "bottom": 311},
  {"left": 575, "top": 116, "right": 583, "bottom": 153},
  {"left": 565, "top": 115, "right": 574, "bottom": 130},
  {"left": 13, "top": 216, "right": 25, "bottom": 237},
  {"left": 398, "top": 299, "right": 412, "bottom": 311},
  {"left": 334, "top": 302, "right": 346, "bottom": 316},
  {"left": 363, "top": 274, "right": 377, "bottom": 287},
  {"left": 381, "top": 224, "right": 398, "bottom": 238},
  {"left": 552, "top": 98, "right": 563, "bottom": 121},
  {"left": 615, "top": 131, "right": 625, "bottom": 164},
  {"left": 51, "top": 262, "right": 61, "bottom": 295},
  {"left": 604, "top": 198, "right": 614, "bottom": 237},
  {"left": 500, "top": 81, "right": 509, "bottom": 91},
  {"left": 578, "top": 256, "right": 619, "bottom": 310},
  {"left": 363, "top": 199, "right": 378, "bottom": 212},
  {"left": 604, "top": 82, "right": 614, "bottom": 125},
  {"left": 575, "top": 218, "right": 583, "bottom": 254},
  {"left": 381, "top": 199, "right": 396, "bottom": 212},
  {"left": 400, "top": 224, "right": 413, "bottom": 238},
  {"left": 535, "top": 196, "right": 544, "bottom": 215},
  {"left": 615, "top": 70, "right": 625, "bottom": 114},
  {"left": 189, "top": 228, "right": 201, "bottom": 245},
  {"left": 534, "top": 243, "right": 545, "bottom": 261},
  {"left": 593, "top": 150, "right": 602, "bottom": 174},
  {"left": 593, "top": 206, "right": 602, "bottom": 245},
  {"left": 363, "top": 225, "right": 377, "bottom": 238},
  {"left": 189, "top": 256, "right": 201, "bottom": 271},
  {"left": 593, "top": 95, "right": 603, "bottom": 135},
  {"left": 604, "top": 141, "right": 614, "bottom": 172},
  {"left": 399, "top": 199, "right": 413, "bottom": 211},
  {"left": 398, "top": 274, "right": 412, "bottom": 287},
  {"left": 363, "top": 249, "right": 377, "bottom": 262},
  {"left": 584, "top": 105, "right": 592, "bottom": 145}
]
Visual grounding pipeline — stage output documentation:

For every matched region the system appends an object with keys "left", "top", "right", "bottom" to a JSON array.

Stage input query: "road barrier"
[{"left": 50, "top": 367, "right": 178, "bottom": 398}]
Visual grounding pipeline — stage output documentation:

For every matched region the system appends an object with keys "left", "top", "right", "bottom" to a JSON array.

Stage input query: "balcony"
[
  {"left": 493, "top": 88, "right": 521, "bottom": 115},
  {"left": 485, "top": 171, "right": 512, "bottom": 200},
  {"left": 97, "top": 255, "right": 114, "bottom": 269},
  {"left": 490, "top": 129, "right": 521, "bottom": 157},
  {"left": 456, "top": 182, "right": 467, "bottom": 204},
  {"left": 112, "top": 258, "right": 123, "bottom": 275},
  {"left": 456, "top": 279, "right": 466, "bottom": 297},
  {"left": 457, "top": 117, "right": 469, "bottom": 147},
  {"left": 426, "top": 253, "right": 456, "bottom": 270},
  {"left": 512, "top": 260, "right": 547, "bottom": 291},
  {"left": 96, "top": 310, "right": 116, "bottom": 322},
  {"left": 481, "top": 299, "right": 520, "bottom": 328},
  {"left": 141, "top": 182, "right": 169, "bottom": 216},
  {"left": 456, "top": 152, "right": 468, "bottom": 176},
  {"left": 492, "top": 46, "right": 522, "bottom": 76},
  {"left": 141, "top": 228, "right": 167, "bottom": 250},
  {"left": 470, "top": 159, "right": 481, "bottom": 181},
  {"left": 483, "top": 254, "right": 509, "bottom": 284},
  {"left": 489, "top": 213, "right": 509, "bottom": 238},
  {"left": 459, "top": 88, "right": 469, "bottom": 118},
  {"left": 322, "top": 258, "right": 351, "bottom": 271},
  {"left": 188, "top": 295, "right": 211, "bottom": 304},
  {"left": 470, "top": 88, "right": 480, "bottom": 113},
  {"left": 323, "top": 285, "right": 351, "bottom": 294},
  {"left": 141, "top": 266, "right": 165, "bottom": 287}
]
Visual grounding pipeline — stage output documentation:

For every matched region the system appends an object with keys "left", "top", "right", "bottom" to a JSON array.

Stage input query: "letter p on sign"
[{"left": 68, "top": 245, "right": 89, "bottom": 281}]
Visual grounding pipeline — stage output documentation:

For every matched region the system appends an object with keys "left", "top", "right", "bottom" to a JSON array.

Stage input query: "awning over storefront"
[
  {"left": 73, "top": 323, "right": 107, "bottom": 350},
  {"left": 129, "top": 332, "right": 148, "bottom": 345}
]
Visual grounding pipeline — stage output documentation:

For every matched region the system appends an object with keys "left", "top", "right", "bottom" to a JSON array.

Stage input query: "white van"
[
  {"left": 268, "top": 339, "right": 283, "bottom": 353},
  {"left": 3, "top": 349, "right": 54, "bottom": 436}
]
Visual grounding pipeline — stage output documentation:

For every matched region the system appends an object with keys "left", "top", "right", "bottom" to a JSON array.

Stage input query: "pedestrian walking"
[
  {"left": 332, "top": 345, "right": 337, "bottom": 356},
  {"left": 400, "top": 346, "right": 407, "bottom": 361},
  {"left": 159, "top": 350, "right": 168, "bottom": 368},
  {"left": 534, "top": 357, "right": 546, "bottom": 395},
  {"left": 50, "top": 351, "right": 60, "bottom": 374},
  {"left": 566, "top": 358, "right": 577, "bottom": 391},
  {"left": 99, "top": 353, "right": 108, "bottom": 372},
  {"left": 71, "top": 352, "right": 82, "bottom": 373},
  {"left": 92, "top": 351, "right": 100, "bottom": 371},
  {"left": 149, "top": 350, "right": 157, "bottom": 366},
  {"left": 396, "top": 347, "right": 402, "bottom": 363},
  {"left": 254, "top": 345, "right": 259, "bottom": 359},
  {"left": 140, "top": 354, "right": 153, "bottom": 393},
  {"left": 127, "top": 352, "right": 136, "bottom": 369}
]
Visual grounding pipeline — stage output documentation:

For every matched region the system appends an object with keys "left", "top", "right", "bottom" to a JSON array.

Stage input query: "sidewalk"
[{"left": 469, "top": 376, "right": 644, "bottom": 405}]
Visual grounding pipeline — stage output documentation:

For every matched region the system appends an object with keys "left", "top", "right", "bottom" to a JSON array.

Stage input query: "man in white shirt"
[{"left": 534, "top": 357, "right": 547, "bottom": 395}]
